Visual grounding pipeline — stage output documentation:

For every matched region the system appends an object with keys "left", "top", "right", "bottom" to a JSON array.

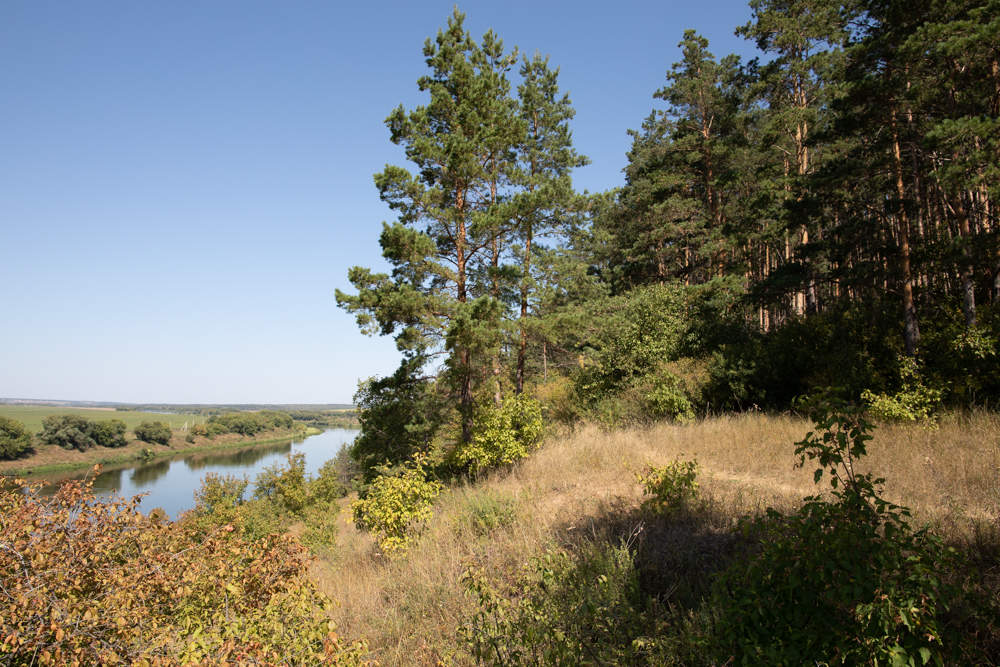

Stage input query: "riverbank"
[{"left": 0, "top": 426, "right": 322, "bottom": 477}]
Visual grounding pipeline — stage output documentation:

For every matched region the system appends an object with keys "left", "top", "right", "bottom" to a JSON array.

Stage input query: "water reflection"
[
  {"left": 130, "top": 459, "right": 171, "bottom": 486},
  {"left": 183, "top": 440, "right": 293, "bottom": 471},
  {"left": 90, "top": 467, "right": 125, "bottom": 492}
]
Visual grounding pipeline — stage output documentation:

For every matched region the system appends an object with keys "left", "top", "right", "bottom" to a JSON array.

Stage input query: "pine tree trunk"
[
  {"left": 954, "top": 191, "right": 977, "bottom": 327},
  {"left": 490, "top": 176, "right": 502, "bottom": 408},
  {"left": 516, "top": 224, "right": 532, "bottom": 395},
  {"left": 892, "top": 110, "right": 920, "bottom": 355},
  {"left": 456, "top": 188, "right": 474, "bottom": 442}
]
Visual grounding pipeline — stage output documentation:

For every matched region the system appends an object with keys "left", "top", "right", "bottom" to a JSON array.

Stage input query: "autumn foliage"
[{"left": 0, "top": 469, "right": 368, "bottom": 666}]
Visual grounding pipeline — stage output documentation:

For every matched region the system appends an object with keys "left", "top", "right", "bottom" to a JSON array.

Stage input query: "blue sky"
[{"left": 1, "top": 1, "right": 758, "bottom": 404}]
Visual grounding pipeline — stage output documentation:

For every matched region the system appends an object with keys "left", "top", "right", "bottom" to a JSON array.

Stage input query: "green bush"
[
  {"left": 193, "top": 473, "right": 248, "bottom": 519},
  {"left": 310, "top": 454, "right": 351, "bottom": 503},
  {"left": 456, "top": 395, "right": 544, "bottom": 473},
  {"left": 461, "top": 540, "right": 652, "bottom": 665},
  {"left": 205, "top": 410, "right": 296, "bottom": 437},
  {"left": 205, "top": 421, "right": 228, "bottom": 438},
  {"left": 188, "top": 473, "right": 283, "bottom": 541},
  {"left": 37, "top": 415, "right": 97, "bottom": 451},
  {"left": 636, "top": 459, "right": 699, "bottom": 517},
  {"left": 0, "top": 417, "right": 33, "bottom": 460},
  {"left": 254, "top": 452, "right": 310, "bottom": 515},
  {"left": 300, "top": 505, "right": 339, "bottom": 555},
  {"left": 644, "top": 373, "right": 695, "bottom": 422},
  {"left": 351, "top": 357, "right": 448, "bottom": 482},
  {"left": 709, "top": 406, "right": 957, "bottom": 665},
  {"left": 36, "top": 416, "right": 129, "bottom": 450},
  {"left": 351, "top": 456, "right": 442, "bottom": 556},
  {"left": 134, "top": 420, "right": 172, "bottom": 445},
  {"left": 207, "top": 412, "right": 264, "bottom": 436},
  {"left": 91, "top": 419, "right": 128, "bottom": 448},
  {"left": 571, "top": 284, "right": 689, "bottom": 406},
  {"left": 862, "top": 357, "right": 943, "bottom": 423}
]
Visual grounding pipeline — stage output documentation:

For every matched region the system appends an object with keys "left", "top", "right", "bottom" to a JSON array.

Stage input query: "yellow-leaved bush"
[
  {"left": 0, "top": 470, "right": 369, "bottom": 666},
  {"left": 636, "top": 458, "right": 699, "bottom": 516},
  {"left": 861, "top": 357, "right": 943, "bottom": 424},
  {"left": 351, "top": 456, "right": 441, "bottom": 556},
  {"left": 455, "top": 395, "right": 544, "bottom": 473}
]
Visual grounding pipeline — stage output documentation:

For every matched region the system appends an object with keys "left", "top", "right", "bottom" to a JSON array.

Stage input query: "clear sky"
[{"left": 1, "top": 0, "right": 759, "bottom": 404}]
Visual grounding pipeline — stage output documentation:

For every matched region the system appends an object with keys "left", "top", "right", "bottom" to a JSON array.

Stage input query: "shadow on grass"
[{"left": 549, "top": 492, "right": 750, "bottom": 611}]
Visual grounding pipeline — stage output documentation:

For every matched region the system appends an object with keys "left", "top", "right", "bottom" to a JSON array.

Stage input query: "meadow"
[
  {"left": 310, "top": 412, "right": 1000, "bottom": 665},
  {"left": 0, "top": 405, "right": 205, "bottom": 433}
]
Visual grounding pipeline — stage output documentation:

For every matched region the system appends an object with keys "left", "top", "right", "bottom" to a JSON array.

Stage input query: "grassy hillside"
[
  {"left": 309, "top": 413, "right": 1000, "bottom": 665},
  {"left": 0, "top": 405, "right": 205, "bottom": 433}
]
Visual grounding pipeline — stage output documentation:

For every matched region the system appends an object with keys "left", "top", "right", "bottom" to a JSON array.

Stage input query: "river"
[{"left": 38, "top": 428, "right": 359, "bottom": 519}]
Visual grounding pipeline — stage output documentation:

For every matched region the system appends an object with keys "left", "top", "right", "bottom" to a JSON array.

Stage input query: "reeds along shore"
[{"left": 309, "top": 412, "right": 1000, "bottom": 665}]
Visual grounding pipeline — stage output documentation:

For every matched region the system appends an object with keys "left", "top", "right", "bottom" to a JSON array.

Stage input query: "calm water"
[{"left": 39, "top": 428, "right": 359, "bottom": 519}]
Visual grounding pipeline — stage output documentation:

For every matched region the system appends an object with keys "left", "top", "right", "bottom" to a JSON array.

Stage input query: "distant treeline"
[
  {"left": 0, "top": 409, "right": 332, "bottom": 461},
  {"left": 285, "top": 410, "right": 358, "bottom": 430},
  {"left": 116, "top": 403, "right": 354, "bottom": 415}
]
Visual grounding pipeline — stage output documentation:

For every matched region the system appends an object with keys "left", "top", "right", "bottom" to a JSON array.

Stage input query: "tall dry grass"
[{"left": 310, "top": 412, "right": 1000, "bottom": 665}]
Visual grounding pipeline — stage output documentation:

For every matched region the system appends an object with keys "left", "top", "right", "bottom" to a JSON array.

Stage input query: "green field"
[{"left": 0, "top": 406, "right": 205, "bottom": 434}]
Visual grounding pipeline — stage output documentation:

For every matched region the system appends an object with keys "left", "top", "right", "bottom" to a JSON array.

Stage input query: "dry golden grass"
[{"left": 310, "top": 412, "right": 1000, "bottom": 665}]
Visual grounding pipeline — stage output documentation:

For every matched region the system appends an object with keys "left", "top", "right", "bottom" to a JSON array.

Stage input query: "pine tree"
[
  {"left": 337, "top": 9, "right": 519, "bottom": 443},
  {"left": 738, "top": 0, "right": 853, "bottom": 315},
  {"left": 511, "top": 54, "right": 588, "bottom": 393},
  {"left": 605, "top": 31, "right": 744, "bottom": 289}
]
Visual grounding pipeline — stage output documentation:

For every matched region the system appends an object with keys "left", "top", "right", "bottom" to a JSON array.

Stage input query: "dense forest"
[{"left": 338, "top": 0, "right": 999, "bottom": 472}]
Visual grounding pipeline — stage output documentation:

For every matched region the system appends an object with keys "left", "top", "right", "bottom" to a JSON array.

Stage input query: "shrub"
[
  {"left": 91, "top": 419, "right": 128, "bottom": 448},
  {"left": 254, "top": 452, "right": 310, "bottom": 515},
  {"left": 205, "top": 410, "right": 296, "bottom": 438},
  {"left": 0, "top": 416, "right": 32, "bottom": 459},
  {"left": 37, "top": 414, "right": 97, "bottom": 451},
  {"left": 351, "top": 358, "right": 448, "bottom": 481},
  {"left": 456, "top": 395, "right": 544, "bottom": 473},
  {"left": 709, "top": 405, "right": 958, "bottom": 665},
  {"left": 311, "top": 454, "right": 351, "bottom": 503},
  {"left": 190, "top": 423, "right": 208, "bottom": 437},
  {"left": 208, "top": 412, "right": 264, "bottom": 436},
  {"left": 461, "top": 539, "right": 651, "bottom": 665},
  {"left": 206, "top": 421, "right": 229, "bottom": 438},
  {"left": 637, "top": 459, "right": 699, "bottom": 516},
  {"left": 257, "top": 409, "right": 295, "bottom": 430},
  {"left": 187, "top": 473, "right": 284, "bottom": 543},
  {"left": 529, "top": 376, "right": 578, "bottom": 424},
  {"left": 351, "top": 456, "right": 442, "bottom": 556},
  {"left": 644, "top": 373, "right": 695, "bottom": 422},
  {"left": 571, "top": 284, "right": 689, "bottom": 405},
  {"left": 134, "top": 420, "right": 172, "bottom": 445},
  {"left": 301, "top": 505, "right": 340, "bottom": 555},
  {"left": 194, "top": 473, "right": 248, "bottom": 517},
  {"left": 862, "top": 357, "right": 943, "bottom": 423},
  {"left": 0, "top": 473, "right": 368, "bottom": 665}
]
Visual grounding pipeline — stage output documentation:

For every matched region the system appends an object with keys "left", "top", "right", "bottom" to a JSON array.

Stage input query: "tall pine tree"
[{"left": 337, "top": 9, "right": 519, "bottom": 443}]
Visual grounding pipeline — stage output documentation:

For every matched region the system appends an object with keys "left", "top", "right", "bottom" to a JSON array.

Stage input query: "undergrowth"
[{"left": 458, "top": 406, "right": 999, "bottom": 665}]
